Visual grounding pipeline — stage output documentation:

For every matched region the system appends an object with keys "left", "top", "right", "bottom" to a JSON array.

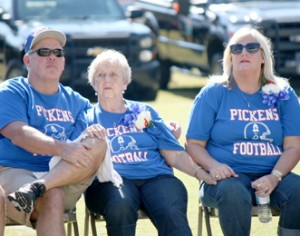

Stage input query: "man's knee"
[{"left": 81, "top": 136, "right": 107, "bottom": 168}]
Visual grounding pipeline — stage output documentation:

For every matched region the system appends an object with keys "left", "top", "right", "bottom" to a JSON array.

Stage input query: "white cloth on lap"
[{"left": 33, "top": 135, "right": 123, "bottom": 188}]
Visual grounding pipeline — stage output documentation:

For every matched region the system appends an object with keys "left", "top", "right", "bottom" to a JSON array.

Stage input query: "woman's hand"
[
  {"left": 84, "top": 124, "right": 107, "bottom": 139},
  {"left": 195, "top": 168, "right": 217, "bottom": 185},
  {"left": 252, "top": 174, "right": 279, "bottom": 197},
  {"left": 208, "top": 163, "right": 238, "bottom": 181},
  {"left": 165, "top": 120, "right": 181, "bottom": 140}
]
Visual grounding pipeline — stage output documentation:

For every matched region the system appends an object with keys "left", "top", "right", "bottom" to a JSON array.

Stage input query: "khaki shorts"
[{"left": 0, "top": 166, "right": 93, "bottom": 227}]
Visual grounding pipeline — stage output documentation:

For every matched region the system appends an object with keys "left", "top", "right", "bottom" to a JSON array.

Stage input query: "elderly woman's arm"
[
  {"left": 160, "top": 149, "right": 217, "bottom": 185},
  {"left": 185, "top": 138, "right": 238, "bottom": 181},
  {"left": 252, "top": 136, "right": 300, "bottom": 197}
]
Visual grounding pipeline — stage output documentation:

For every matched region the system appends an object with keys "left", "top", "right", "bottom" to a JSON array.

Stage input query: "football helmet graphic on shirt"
[
  {"left": 110, "top": 135, "right": 138, "bottom": 153},
  {"left": 44, "top": 124, "right": 67, "bottom": 141},
  {"left": 243, "top": 122, "right": 273, "bottom": 142}
]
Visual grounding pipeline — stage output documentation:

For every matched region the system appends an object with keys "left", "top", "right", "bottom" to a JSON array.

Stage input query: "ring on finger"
[{"left": 215, "top": 174, "right": 220, "bottom": 179}]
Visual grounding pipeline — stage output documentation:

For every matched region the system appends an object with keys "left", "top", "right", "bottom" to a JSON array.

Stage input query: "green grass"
[{"left": 5, "top": 72, "right": 300, "bottom": 236}]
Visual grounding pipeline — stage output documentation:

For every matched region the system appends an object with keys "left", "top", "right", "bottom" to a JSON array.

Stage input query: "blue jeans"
[
  {"left": 85, "top": 175, "right": 192, "bottom": 236},
  {"left": 200, "top": 172, "right": 300, "bottom": 236}
]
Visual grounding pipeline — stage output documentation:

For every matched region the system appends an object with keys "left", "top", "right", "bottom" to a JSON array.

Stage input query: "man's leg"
[
  {"left": 8, "top": 136, "right": 107, "bottom": 213},
  {"left": 0, "top": 186, "right": 5, "bottom": 236},
  {"left": 32, "top": 188, "right": 65, "bottom": 236}
]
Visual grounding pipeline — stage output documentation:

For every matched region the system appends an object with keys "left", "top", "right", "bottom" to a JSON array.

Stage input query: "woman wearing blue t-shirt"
[
  {"left": 84, "top": 49, "right": 216, "bottom": 236},
  {"left": 186, "top": 26, "right": 300, "bottom": 236}
]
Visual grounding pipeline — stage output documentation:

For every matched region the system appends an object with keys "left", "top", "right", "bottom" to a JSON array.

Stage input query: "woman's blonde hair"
[
  {"left": 87, "top": 49, "right": 132, "bottom": 89},
  {"left": 211, "top": 25, "right": 288, "bottom": 88}
]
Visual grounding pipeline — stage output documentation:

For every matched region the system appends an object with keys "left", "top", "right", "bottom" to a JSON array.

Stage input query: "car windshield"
[{"left": 15, "top": 0, "right": 125, "bottom": 21}]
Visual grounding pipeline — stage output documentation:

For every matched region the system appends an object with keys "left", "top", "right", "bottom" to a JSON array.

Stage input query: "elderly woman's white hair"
[
  {"left": 211, "top": 25, "right": 288, "bottom": 88},
  {"left": 87, "top": 49, "right": 132, "bottom": 90}
]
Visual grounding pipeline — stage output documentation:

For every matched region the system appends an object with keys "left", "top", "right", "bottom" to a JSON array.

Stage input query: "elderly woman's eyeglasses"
[
  {"left": 230, "top": 43, "right": 260, "bottom": 55},
  {"left": 29, "top": 48, "right": 65, "bottom": 57}
]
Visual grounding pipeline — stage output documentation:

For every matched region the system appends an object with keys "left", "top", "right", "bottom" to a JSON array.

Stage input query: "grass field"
[{"left": 5, "top": 71, "right": 300, "bottom": 236}]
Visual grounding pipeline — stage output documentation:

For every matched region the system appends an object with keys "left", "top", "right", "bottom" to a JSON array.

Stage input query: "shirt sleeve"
[
  {"left": 279, "top": 86, "right": 300, "bottom": 136},
  {"left": 145, "top": 105, "right": 184, "bottom": 151},
  {"left": 0, "top": 81, "right": 29, "bottom": 130},
  {"left": 186, "top": 83, "right": 224, "bottom": 141}
]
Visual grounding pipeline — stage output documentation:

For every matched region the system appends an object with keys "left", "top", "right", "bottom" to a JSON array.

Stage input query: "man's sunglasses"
[
  {"left": 29, "top": 48, "right": 65, "bottom": 57},
  {"left": 230, "top": 43, "right": 260, "bottom": 55}
]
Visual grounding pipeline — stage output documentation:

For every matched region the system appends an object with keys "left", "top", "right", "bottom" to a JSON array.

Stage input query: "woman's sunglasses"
[
  {"left": 29, "top": 48, "right": 65, "bottom": 57},
  {"left": 230, "top": 43, "right": 260, "bottom": 55}
]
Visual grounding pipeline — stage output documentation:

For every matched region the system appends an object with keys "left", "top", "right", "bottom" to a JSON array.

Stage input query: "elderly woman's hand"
[
  {"left": 209, "top": 163, "right": 238, "bottom": 181},
  {"left": 165, "top": 120, "right": 181, "bottom": 140},
  {"left": 252, "top": 174, "right": 279, "bottom": 197},
  {"left": 84, "top": 124, "right": 107, "bottom": 140}
]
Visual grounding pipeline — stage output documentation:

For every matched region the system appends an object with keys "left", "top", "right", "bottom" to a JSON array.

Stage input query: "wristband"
[{"left": 272, "top": 169, "right": 283, "bottom": 181}]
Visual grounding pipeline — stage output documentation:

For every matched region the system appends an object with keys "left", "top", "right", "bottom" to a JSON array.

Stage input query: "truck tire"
[
  {"left": 125, "top": 81, "right": 158, "bottom": 101},
  {"left": 210, "top": 53, "right": 223, "bottom": 76},
  {"left": 160, "top": 60, "right": 171, "bottom": 90},
  {"left": 5, "top": 60, "right": 27, "bottom": 80}
]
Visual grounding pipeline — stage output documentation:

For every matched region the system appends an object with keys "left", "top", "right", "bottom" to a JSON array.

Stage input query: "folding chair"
[
  {"left": 84, "top": 207, "right": 149, "bottom": 236},
  {"left": 197, "top": 201, "right": 280, "bottom": 236},
  {"left": 6, "top": 209, "right": 79, "bottom": 236}
]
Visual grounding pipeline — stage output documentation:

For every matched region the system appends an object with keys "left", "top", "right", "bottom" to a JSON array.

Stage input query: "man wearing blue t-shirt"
[{"left": 0, "top": 26, "right": 107, "bottom": 236}]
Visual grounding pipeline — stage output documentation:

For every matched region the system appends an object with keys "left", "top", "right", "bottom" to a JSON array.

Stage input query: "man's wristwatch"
[{"left": 271, "top": 169, "right": 283, "bottom": 181}]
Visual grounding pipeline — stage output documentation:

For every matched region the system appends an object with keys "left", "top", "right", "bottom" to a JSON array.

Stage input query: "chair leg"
[
  {"left": 66, "top": 222, "right": 72, "bottom": 236},
  {"left": 73, "top": 221, "right": 80, "bottom": 236},
  {"left": 90, "top": 213, "right": 98, "bottom": 236},
  {"left": 84, "top": 207, "right": 90, "bottom": 236},
  {"left": 198, "top": 205, "right": 203, "bottom": 236},
  {"left": 203, "top": 206, "right": 212, "bottom": 236}
]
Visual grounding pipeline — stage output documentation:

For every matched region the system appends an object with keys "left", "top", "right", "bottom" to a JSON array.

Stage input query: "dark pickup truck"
[
  {"left": 133, "top": 0, "right": 300, "bottom": 89},
  {"left": 0, "top": 0, "right": 160, "bottom": 101}
]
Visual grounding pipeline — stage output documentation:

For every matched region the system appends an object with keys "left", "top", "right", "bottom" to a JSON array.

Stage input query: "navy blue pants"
[
  {"left": 201, "top": 172, "right": 300, "bottom": 236},
  {"left": 85, "top": 175, "right": 192, "bottom": 236}
]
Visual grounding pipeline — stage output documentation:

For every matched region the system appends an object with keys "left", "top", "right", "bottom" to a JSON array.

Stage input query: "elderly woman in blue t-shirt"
[
  {"left": 186, "top": 26, "right": 300, "bottom": 236},
  {"left": 84, "top": 49, "right": 216, "bottom": 236}
]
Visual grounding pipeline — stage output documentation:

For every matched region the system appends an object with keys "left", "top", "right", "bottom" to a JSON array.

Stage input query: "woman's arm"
[
  {"left": 273, "top": 136, "right": 300, "bottom": 175},
  {"left": 185, "top": 138, "right": 238, "bottom": 181},
  {"left": 252, "top": 136, "right": 300, "bottom": 196},
  {"left": 160, "top": 149, "right": 217, "bottom": 185}
]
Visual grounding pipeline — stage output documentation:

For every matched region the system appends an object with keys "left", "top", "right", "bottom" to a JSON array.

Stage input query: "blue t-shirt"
[
  {"left": 186, "top": 82, "right": 300, "bottom": 174},
  {"left": 86, "top": 100, "right": 184, "bottom": 179},
  {"left": 0, "top": 77, "right": 91, "bottom": 171}
]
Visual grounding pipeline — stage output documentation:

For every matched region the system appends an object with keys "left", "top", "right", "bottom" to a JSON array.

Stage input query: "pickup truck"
[
  {"left": 0, "top": 0, "right": 160, "bottom": 101},
  {"left": 134, "top": 0, "right": 300, "bottom": 89}
]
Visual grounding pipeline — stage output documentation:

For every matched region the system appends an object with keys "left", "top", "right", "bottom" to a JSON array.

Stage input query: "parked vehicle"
[
  {"left": 0, "top": 0, "right": 160, "bottom": 100},
  {"left": 133, "top": 0, "right": 300, "bottom": 89}
]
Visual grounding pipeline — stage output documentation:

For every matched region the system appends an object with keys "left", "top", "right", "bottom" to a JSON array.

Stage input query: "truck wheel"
[
  {"left": 5, "top": 60, "right": 27, "bottom": 80},
  {"left": 210, "top": 53, "right": 223, "bottom": 75},
  {"left": 160, "top": 60, "right": 171, "bottom": 90},
  {"left": 125, "top": 82, "right": 158, "bottom": 101}
]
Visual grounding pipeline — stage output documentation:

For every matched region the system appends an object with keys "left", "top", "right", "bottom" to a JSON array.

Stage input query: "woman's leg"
[
  {"left": 271, "top": 172, "right": 300, "bottom": 236},
  {"left": 200, "top": 174, "right": 253, "bottom": 236},
  {"left": 85, "top": 178, "right": 140, "bottom": 236},
  {"left": 140, "top": 175, "right": 192, "bottom": 236}
]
